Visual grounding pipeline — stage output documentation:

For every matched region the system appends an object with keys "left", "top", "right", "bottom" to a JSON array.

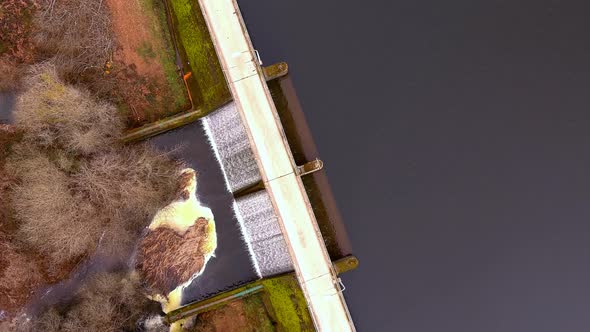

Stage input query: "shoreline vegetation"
[
  {"left": 0, "top": 0, "right": 191, "bottom": 129},
  {"left": 0, "top": 63, "right": 185, "bottom": 330},
  {"left": 0, "top": 0, "right": 206, "bottom": 329},
  {"left": 167, "top": 0, "right": 231, "bottom": 112}
]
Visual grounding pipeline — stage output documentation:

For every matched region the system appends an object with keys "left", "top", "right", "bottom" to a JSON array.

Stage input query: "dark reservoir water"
[
  {"left": 0, "top": 92, "right": 15, "bottom": 124},
  {"left": 149, "top": 120, "right": 258, "bottom": 304}
]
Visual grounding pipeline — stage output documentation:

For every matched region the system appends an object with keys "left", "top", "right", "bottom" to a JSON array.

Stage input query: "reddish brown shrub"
[
  {"left": 0, "top": 0, "right": 40, "bottom": 91},
  {"left": 0, "top": 232, "right": 45, "bottom": 317},
  {"left": 0, "top": 125, "right": 21, "bottom": 235},
  {"left": 33, "top": 0, "right": 115, "bottom": 85},
  {"left": 72, "top": 144, "right": 182, "bottom": 226},
  {"left": 1, "top": 272, "right": 153, "bottom": 332},
  {"left": 7, "top": 147, "right": 104, "bottom": 265},
  {"left": 0, "top": 0, "right": 39, "bottom": 64},
  {"left": 14, "top": 63, "right": 123, "bottom": 155},
  {"left": 56, "top": 272, "right": 151, "bottom": 332}
]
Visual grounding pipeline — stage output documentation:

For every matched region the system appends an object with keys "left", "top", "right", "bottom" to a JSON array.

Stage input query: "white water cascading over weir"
[{"left": 202, "top": 102, "right": 293, "bottom": 277}]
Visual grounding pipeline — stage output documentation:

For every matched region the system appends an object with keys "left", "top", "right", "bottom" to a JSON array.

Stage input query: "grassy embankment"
[
  {"left": 167, "top": 0, "right": 231, "bottom": 113},
  {"left": 168, "top": 274, "right": 315, "bottom": 331},
  {"left": 122, "top": 0, "right": 231, "bottom": 139},
  {"left": 138, "top": 0, "right": 189, "bottom": 113}
]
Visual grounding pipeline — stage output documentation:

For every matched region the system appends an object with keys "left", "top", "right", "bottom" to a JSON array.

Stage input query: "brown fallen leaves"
[{"left": 136, "top": 218, "right": 209, "bottom": 296}]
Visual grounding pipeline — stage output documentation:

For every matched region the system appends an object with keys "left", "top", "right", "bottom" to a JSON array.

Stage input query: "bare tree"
[
  {"left": 15, "top": 63, "right": 123, "bottom": 156},
  {"left": 0, "top": 58, "right": 22, "bottom": 92},
  {"left": 8, "top": 63, "right": 183, "bottom": 271},
  {"left": 73, "top": 144, "right": 182, "bottom": 228},
  {"left": 33, "top": 0, "right": 116, "bottom": 85},
  {"left": 0, "top": 231, "right": 46, "bottom": 316},
  {"left": 1, "top": 272, "right": 154, "bottom": 332},
  {"left": 7, "top": 147, "right": 103, "bottom": 264},
  {"left": 0, "top": 0, "right": 39, "bottom": 91}
]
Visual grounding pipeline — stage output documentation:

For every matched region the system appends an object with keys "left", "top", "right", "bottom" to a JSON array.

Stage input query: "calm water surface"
[{"left": 0, "top": 92, "right": 15, "bottom": 124}]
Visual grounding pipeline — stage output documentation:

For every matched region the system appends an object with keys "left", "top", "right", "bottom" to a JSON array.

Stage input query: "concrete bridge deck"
[{"left": 197, "top": 0, "right": 356, "bottom": 330}]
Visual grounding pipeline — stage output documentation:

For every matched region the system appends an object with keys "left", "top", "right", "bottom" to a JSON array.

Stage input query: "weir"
[
  {"left": 121, "top": 0, "right": 357, "bottom": 327},
  {"left": 0, "top": 0, "right": 356, "bottom": 330},
  {"left": 196, "top": 0, "right": 356, "bottom": 330}
]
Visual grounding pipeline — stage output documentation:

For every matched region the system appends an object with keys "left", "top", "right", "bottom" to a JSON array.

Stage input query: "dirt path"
[
  {"left": 106, "top": 0, "right": 166, "bottom": 80},
  {"left": 104, "top": 0, "right": 190, "bottom": 128},
  {"left": 192, "top": 297, "right": 275, "bottom": 331}
]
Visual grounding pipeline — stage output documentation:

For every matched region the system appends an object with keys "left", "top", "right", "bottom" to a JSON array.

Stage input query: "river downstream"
[
  {"left": 1, "top": 90, "right": 257, "bottom": 310},
  {"left": 149, "top": 119, "right": 258, "bottom": 304},
  {"left": 0, "top": 93, "right": 15, "bottom": 124}
]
